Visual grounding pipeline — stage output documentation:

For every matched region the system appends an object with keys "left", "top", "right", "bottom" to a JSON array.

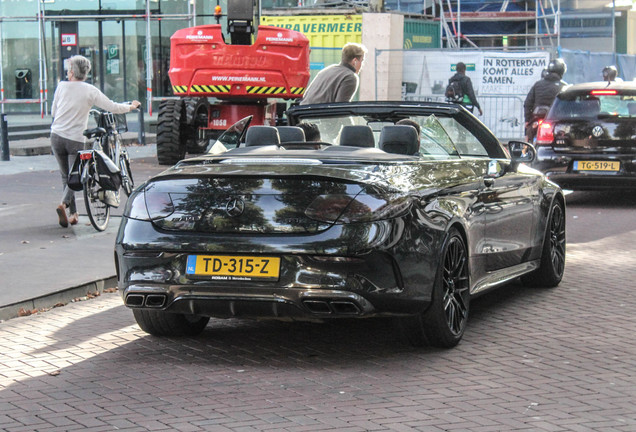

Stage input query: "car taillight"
[
  {"left": 591, "top": 89, "right": 617, "bottom": 96},
  {"left": 535, "top": 121, "right": 554, "bottom": 146},
  {"left": 306, "top": 193, "right": 410, "bottom": 224},
  {"left": 126, "top": 189, "right": 174, "bottom": 221}
]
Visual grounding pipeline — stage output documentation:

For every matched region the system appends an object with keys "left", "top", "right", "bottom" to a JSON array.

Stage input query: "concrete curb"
[
  {"left": 0, "top": 276, "right": 118, "bottom": 322},
  {"left": 10, "top": 145, "right": 52, "bottom": 157}
]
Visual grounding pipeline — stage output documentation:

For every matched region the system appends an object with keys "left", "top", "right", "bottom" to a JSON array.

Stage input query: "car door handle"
[{"left": 483, "top": 177, "right": 495, "bottom": 188}]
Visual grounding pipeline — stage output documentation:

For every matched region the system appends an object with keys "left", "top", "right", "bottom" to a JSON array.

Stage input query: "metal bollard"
[
  {"left": 0, "top": 114, "right": 9, "bottom": 161},
  {"left": 137, "top": 108, "right": 146, "bottom": 145}
]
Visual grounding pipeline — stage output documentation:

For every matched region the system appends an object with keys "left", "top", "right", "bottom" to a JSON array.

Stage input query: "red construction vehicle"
[{"left": 157, "top": 2, "right": 310, "bottom": 165}]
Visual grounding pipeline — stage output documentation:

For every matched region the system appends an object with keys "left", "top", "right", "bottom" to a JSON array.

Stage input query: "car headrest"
[
  {"left": 277, "top": 126, "right": 306, "bottom": 142},
  {"left": 245, "top": 126, "right": 281, "bottom": 146},
  {"left": 628, "top": 102, "right": 636, "bottom": 116},
  {"left": 339, "top": 125, "right": 375, "bottom": 148},
  {"left": 379, "top": 125, "right": 419, "bottom": 155}
]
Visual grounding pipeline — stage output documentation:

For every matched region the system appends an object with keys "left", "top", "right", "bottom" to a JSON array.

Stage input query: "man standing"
[
  {"left": 524, "top": 58, "right": 567, "bottom": 140},
  {"left": 300, "top": 42, "right": 367, "bottom": 105},
  {"left": 446, "top": 62, "right": 483, "bottom": 116}
]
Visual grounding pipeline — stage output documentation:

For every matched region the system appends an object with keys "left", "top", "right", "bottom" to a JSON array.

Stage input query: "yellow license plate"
[
  {"left": 573, "top": 160, "right": 620, "bottom": 171},
  {"left": 186, "top": 255, "right": 280, "bottom": 280}
]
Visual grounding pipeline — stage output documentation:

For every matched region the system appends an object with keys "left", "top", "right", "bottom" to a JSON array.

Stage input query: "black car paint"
[{"left": 116, "top": 157, "right": 554, "bottom": 318}]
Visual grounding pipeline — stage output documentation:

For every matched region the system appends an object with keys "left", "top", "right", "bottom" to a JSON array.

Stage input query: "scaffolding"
[
  {"left": 0, "top": 0, "right": 196, "bottom": 116},
  {"left": 436, "top": 0, "right": 561, "bottom": 50}
]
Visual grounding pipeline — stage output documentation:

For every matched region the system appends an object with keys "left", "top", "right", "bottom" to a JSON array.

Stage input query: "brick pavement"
[{"left": 1, "top": 207, "right": 636, "bottom": 431}]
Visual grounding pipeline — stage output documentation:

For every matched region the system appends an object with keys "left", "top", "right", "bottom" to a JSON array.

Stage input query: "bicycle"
[{"left": 78, "top": 108, "right": 135, "bottom": 231}]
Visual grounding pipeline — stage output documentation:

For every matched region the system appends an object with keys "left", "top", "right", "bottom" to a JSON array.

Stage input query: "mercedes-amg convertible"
[{"left": 115, "top": 101, "right": 566, "bottom": 348}]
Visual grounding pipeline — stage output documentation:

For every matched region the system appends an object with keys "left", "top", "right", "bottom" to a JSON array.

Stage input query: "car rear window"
[{"left": 551, "top": 93, "right": 636, "bottom": 119}]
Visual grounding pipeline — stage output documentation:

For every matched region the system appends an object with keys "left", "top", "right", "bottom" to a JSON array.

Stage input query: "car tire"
[
  {"left": 399, "top": 227, "right": 470, "bottom": 348},
  {"left": 183, "top": 97, "right": 211, "bottom": 154},
  {"left": 156, "top": 99, "right": 186, "bottom": 165},
  {"left": 521, "top": 199, "right": 566, "bottom": 288},
  {"left": 132, "top": 309, "right": 210, "bottom": 337}
]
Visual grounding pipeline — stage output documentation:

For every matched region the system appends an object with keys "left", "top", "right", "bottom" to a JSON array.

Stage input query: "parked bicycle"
[{"left": 75, "top": 108, "right": 135, "bottom": 231}]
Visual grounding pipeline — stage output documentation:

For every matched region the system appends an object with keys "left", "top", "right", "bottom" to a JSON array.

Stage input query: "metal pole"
[
  {"left": 0, "top": 114, "right": 9, "bottom": 161},
  {"left": 535, "top": 0, "right": 539, "bottom": 49},
  {"left": 40, "top": 0, "right": 49, "bottom": 116},
  {"left": 612, "top": 0, "right": 616, "bottom": 65},
  {"left": 556, "top": 0, "right": 561, "bottom": 52},
  {"left": 98, "top": 21, "right": 105, "bottom": 93},
  {"left": 0, "top": 21, "right": 4, "bottom": 115},
  {"left": 137, "top": 108, "right": 146, "bottom": 145},
  {"left": 37, "top": 0, "right": 44, "bottom": 117},
  {"left": 145, "top": 0, "right": 153, "bottom": 116},
  {"left": 122, "top": 21, "right": 127, "bottom": 102},
  {"left": 457, "top": 0, "right": 461, "bottom": 47},
  {"left": 374, "top": 48, "right": 378, "bottom": 101}
]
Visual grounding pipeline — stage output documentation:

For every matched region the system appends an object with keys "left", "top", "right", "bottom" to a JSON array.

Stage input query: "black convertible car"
[{"left": 115, "top": 101, "right": 566, "bottom": 348}]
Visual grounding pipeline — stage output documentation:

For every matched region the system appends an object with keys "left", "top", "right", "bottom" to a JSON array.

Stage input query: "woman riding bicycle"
[{"left": 51, "top": 54, "right": 141, "bottom": 228}]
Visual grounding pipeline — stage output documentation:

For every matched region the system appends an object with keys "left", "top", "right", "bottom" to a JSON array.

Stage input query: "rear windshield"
[{"left": 550, "top": 93, "right": 636, "bottom": 119}]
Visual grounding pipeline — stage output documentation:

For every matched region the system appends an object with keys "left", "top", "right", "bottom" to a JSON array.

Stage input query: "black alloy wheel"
[
  {"left": 522, "top": 200, "right": 566, "bottom": 287},
  {"left": 440, "top": 233, "right": 470, "bottom": 337},
  {"left": 398, "top": 227, "right": 470, "bottom": 348}
]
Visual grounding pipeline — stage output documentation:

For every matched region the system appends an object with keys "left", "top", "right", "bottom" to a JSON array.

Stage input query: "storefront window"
[{"left": 0, "top": 0, "right": 206, "bottom": 114}]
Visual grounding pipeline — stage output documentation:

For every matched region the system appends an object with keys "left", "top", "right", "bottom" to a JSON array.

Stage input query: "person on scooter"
[
  {"left": 524, "top": 58, "right": 568, "bottom": 142},
  {"left": 602, "top": 65, "right": 623, "bottom": 82}
]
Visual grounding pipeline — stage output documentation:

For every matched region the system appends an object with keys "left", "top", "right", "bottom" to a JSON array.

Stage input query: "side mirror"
[{"left": 508, "top": 141, "right": 536, "bottom": 170}]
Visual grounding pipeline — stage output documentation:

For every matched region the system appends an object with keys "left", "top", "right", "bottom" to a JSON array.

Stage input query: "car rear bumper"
[
  {"left": 115, "top": 218, "right": 435, "bottom": 320},
  {"left": 532, "top": 146, "right": 636, "bottom": 190}
]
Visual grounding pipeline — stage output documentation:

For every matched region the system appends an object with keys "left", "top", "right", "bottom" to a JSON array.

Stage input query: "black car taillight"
[
  {"left": 535, "top": 120, "right": 554, "bottom": 146},
  {"left": 126, "top": 189, "right": 174, "bottom": 221},
  {"left": 305, "top": 193, "right": 410, "bottom": 224}
]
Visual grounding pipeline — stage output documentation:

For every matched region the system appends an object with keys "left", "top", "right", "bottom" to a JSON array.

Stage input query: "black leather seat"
[
  {"left": 245, "top": 126, "right": 281, "bottom": 146},
  {"left": 277, "top": 126, "right": 306, "bottom": 142},
  {"left": 379, "top": 125, "right": 419, "bottom": 155},
  {"left": 339, "top": 125, "right": 375, "bottom": 148}
]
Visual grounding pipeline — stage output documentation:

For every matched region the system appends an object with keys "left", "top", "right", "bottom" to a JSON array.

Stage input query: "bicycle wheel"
[
  {"left": 119, "top": 148, "right": 134, "bottom": 197},
  {"left": 83, "top": 165, "right": 110, "bottom": 231}
]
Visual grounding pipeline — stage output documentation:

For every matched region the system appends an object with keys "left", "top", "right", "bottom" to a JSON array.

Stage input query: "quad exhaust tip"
[
  {"left": 302, "top": 299, "right": 361, "bottom": 315},
  {"left": 125, "top": 293, "right": 167, "bottom": 308}
]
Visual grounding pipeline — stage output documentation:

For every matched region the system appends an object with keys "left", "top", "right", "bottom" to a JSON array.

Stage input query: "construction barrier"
[{"left": 403, "top": 94, "right": 525, "bottom": 141}]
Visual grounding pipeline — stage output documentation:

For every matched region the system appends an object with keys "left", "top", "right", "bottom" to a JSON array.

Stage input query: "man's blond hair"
[{"left": 341, "top": 42, "right": 367, "bottom": 64}]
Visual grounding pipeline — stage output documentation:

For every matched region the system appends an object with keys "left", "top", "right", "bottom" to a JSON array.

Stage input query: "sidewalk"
[{"left": 0, "top": 119, "right": 162, "bottom": 321}]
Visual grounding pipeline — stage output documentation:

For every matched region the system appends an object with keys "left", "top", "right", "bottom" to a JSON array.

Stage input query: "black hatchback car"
[{"left": 532, "top": 81, "right": 636, "bottom": 190}]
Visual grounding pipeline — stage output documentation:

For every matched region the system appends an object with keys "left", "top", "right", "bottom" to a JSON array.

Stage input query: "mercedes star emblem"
[
  {"left": 225, "top": 198, "right": 245, "bottom": 217},
  {"left": 592, "top": 126, "right": 604, "bottom": 138}
]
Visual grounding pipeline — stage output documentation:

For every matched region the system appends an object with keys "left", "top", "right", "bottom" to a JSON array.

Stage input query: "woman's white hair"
[{"left": 69, "top": 55, "right": 91, "bottom": 81}]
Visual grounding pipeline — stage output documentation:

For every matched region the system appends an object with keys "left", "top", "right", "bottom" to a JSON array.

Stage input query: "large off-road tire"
[
  {"left": 521, "top": 199, "right": 566, "bottom": 288},
  {"left": 398, "top": 227, "right": 470, "bottom": 348},
  {"left": 156, "top": 99, "right": 186, "bottom": 165},
  {"left": 183, "top": 97, "right": 210, "bottom": 154},
  {"left": 132, "top": 309, "right": 210, "bottom": 337}
]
